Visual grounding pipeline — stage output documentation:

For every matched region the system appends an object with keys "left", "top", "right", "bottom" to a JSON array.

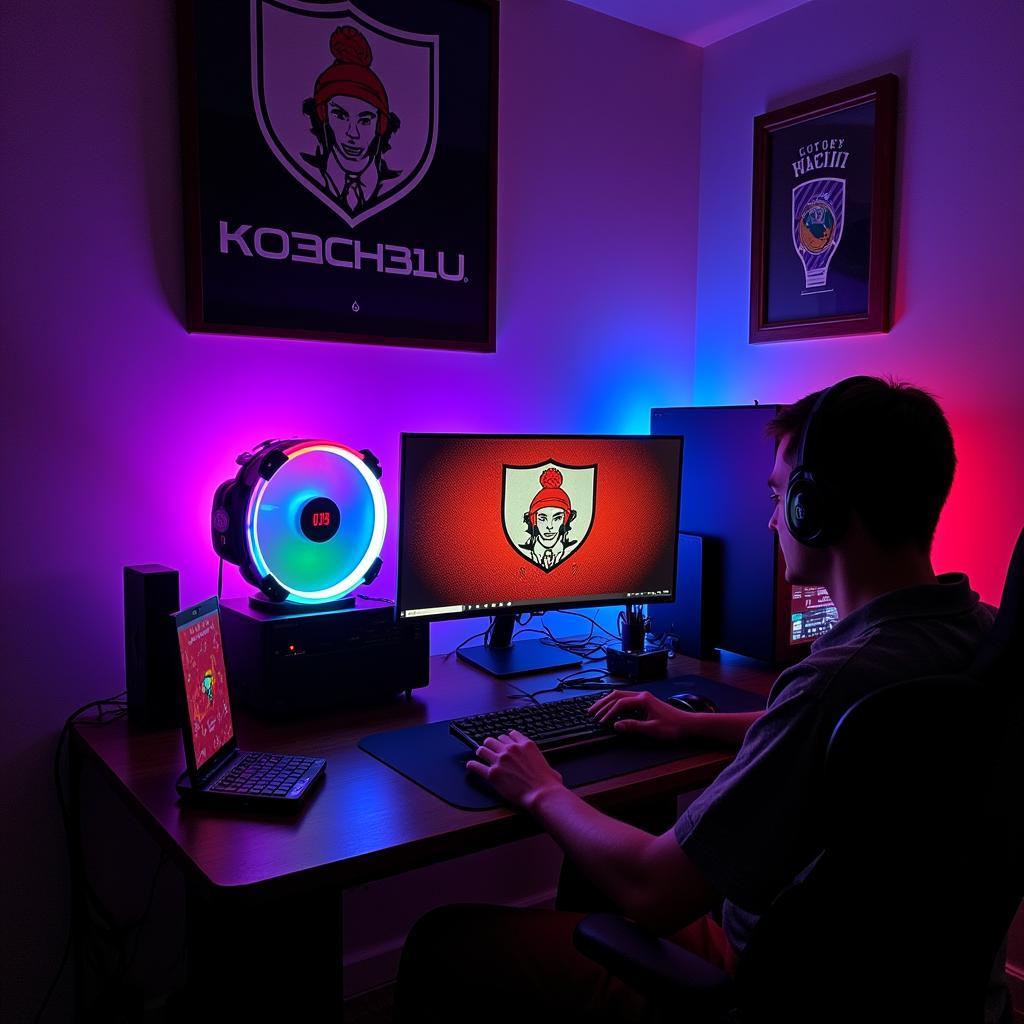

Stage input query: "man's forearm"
[
  {"left": 524, "top": 784, "right": 709, "bottom": 931},
  {"left": 688, "top": 709, "right": 763, "bottom": 746}
]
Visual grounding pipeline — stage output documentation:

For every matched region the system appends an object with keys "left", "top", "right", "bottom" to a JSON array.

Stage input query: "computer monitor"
[
  {"left": 789, "top": 584, "right": 839, "bottom": 644},
  {"left": 397, "top": 434, "right": 683, "bottom": 676},
  {"left": 651, "top": 404, "right": 838, "bottom": 663}
]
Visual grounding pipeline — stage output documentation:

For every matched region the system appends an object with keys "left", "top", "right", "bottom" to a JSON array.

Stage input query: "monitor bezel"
[
  {"left": 396, "top": 433, "right": 684, "bottom": 624},
  {"left": 172, "top": 595, "right": 238, "bottom": 784}
]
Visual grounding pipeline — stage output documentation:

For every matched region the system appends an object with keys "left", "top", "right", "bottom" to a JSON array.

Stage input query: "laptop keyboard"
[
  {"left": 210, "top": 752, "right": 320, "bottom": 798},
  {"left": 450, "top": 691, "right": 632, "bottom": 754}
]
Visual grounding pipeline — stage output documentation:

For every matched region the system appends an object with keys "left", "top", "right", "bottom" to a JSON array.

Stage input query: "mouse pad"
[{"left": 358, "top": 676, "right": 766, "bottom": 810}]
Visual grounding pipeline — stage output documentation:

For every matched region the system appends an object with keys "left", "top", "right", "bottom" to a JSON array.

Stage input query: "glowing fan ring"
[{"left": 212, "top": 439, "right": 386, "bottom": 605}]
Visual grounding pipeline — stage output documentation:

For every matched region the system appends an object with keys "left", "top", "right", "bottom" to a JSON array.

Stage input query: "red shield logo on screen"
[
  {"left": 251, "top": 0, "right": 439, "bottom": 228},
  {"left": 502, "top": 462, "right": 597, "bottom": 573}
]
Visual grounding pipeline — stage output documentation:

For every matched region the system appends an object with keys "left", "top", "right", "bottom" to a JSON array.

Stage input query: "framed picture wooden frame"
[
  {"left": 749, "top": 74, "right": 897, "bottom": 344},
  {"left": 177, "top": 0, "right": 498, "bottom": 352}
]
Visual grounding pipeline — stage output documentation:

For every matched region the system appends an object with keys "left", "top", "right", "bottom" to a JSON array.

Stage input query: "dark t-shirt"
[{"left": 674, "top": 572, "right": 996, "bottom": 952}]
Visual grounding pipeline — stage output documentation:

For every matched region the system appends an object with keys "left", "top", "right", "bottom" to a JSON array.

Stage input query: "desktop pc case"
[
  {"left": 220, "top": 598, "right": 429, "bottom": 715},
  {"left": 651, "top": 404, "right": 826, "bottom": 664}
]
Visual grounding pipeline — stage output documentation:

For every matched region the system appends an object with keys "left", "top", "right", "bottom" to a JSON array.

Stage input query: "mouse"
[{"left": 666, "top": 692, "right": 719, "bottom": 713}]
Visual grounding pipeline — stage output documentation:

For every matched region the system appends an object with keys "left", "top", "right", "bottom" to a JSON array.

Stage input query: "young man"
[{"left": 395, "top": 377, "right": 1004, "bottom": 1021}]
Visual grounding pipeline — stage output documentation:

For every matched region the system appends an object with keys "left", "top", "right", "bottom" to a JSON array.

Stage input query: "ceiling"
[{"left": 566, "top": 0, "right": 816, "bottom": 47}]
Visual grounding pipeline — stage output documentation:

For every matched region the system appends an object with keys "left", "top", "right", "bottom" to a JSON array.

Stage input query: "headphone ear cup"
[{"left": 786, "top": 470, "right": 825, "bottom": 547}]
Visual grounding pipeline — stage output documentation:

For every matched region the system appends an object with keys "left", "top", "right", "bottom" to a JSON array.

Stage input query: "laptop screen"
[{"left": 176, "top": 599, "right": 234, "bottom": 772}]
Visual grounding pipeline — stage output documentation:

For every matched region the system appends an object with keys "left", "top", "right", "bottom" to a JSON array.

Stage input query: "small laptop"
[{"left": 173, "top": 596, "right": 326, "bottom": 807}]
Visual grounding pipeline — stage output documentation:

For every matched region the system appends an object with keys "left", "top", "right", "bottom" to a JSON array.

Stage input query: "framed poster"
[
  {"left": 749, "top": 74, "right": 897, "bottom": 343},
  {"left": 177, "top": 0, "right": 498, "bottom": 351}
]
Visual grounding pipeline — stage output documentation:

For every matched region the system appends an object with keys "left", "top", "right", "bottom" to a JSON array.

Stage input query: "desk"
[{"left": 71, "top": 652, "right": 775, "bottom": 1015}]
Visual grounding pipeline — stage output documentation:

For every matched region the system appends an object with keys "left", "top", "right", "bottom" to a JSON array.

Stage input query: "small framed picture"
[
  {"left": 177, "top": 0, "right": 498, "bottom": 351},
  {"left": 749, "top": 74, "right": 897, "bottom": 343}
]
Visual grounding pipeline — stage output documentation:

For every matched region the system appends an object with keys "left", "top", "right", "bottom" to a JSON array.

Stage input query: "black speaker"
[
  {"left": 648, "top": 533, "right": 718, "bottom": 658},
  {"left": 124, "top": 564, "right": 181, "bottom": 729}
]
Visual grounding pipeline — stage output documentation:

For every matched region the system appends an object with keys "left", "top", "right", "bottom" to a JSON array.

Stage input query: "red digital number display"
[{"left": 301, "top": 498, "right": 340, "bottom": 542}]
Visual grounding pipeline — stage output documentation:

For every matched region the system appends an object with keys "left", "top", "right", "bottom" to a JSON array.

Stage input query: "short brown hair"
[{"left": 767, "top": 377, "right": 956, "bottom": 551}]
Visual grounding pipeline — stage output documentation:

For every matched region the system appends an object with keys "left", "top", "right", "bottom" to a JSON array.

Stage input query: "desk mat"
[{"left": 358, "top": 676, "right": 766, "bottom": 811}]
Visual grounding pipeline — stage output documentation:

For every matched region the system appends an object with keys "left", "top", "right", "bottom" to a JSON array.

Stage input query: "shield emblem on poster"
[
  {"left": 251, "top": 0, "right": 439, "bottom": 228},
  {"left": 791, "top": 176, "right": 846, "bottom": 290},
  {"left": 502, "top": 462, "right": 597, "bottom": 573}
]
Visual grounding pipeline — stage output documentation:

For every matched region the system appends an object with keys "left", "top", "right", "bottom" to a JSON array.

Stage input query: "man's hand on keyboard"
[
  {"left": 588, "top": 690, "right": 690, "bottom": 740},
  {"left": 465, "top": 730, "right": 565, "bottom": 810}
]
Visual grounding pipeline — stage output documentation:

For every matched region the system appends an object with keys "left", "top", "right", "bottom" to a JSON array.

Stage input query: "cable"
[
  {"left": 37, "top": 692, "right": 170, "bottom": 1024},
  {"left": 443, "top": 621, "right": 493, "bottom": 661},
  {"left": 557, "top": 608, "right": 622, "bottom": 642},
  {"left": 120, "top": 852, "right": 170, "bottom": 978},
  {"left": 33, "top": 930, "right": 72, "bottom": 1024},
  {"left": 530, "top": 619, "right": 607, "bottom": 661},
  {"left": 510, "top": 670, "right": 612, "bottom": 703},
  {"left": 54, "top": 697, "right": 128, "bottom": 929},
  {"left": 503, "top": 680, "right": 543, "bottom": 705},
  {"left": 217, "top": 557, "right": 223, "bottom": 599},
  {"left": 38, "top": 693, "right": 126, "bottom": 1023},
  {"left": 451, "top": 607, "right": 645, "bottom": 673},
  {"left": 557, "top": 668, "right": 611, "bottom": 688}
]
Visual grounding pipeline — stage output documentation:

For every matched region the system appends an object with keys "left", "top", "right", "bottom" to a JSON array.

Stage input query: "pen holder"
[{"left": 619, "top": 609, "right": 647, "bottom": 653}]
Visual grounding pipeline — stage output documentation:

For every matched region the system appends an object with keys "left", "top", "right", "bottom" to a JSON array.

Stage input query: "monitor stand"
[{"left": 456, "top": 613, "right": 581, "bottom": 678}]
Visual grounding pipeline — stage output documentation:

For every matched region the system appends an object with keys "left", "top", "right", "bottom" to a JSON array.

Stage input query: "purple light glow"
[{"left": 5, "top": 0, "right": 1024, "bottom": 1015}]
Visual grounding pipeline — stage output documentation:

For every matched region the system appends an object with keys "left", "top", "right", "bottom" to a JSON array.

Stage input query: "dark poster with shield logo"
[
  {"left": 749, "top": 75, "right": 897, "bottom": 343},
  {"left": 177, "top": 0, "right": 497, "bottom": 351}
]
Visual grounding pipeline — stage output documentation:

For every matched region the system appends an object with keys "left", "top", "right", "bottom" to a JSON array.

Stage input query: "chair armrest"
[{"left": 573, "top": 913, "right": 733, "bottom": 1012}]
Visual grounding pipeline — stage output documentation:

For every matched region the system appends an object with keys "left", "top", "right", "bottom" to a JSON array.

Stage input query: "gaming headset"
[{"left": 785, "top": 376, "right": 874, "bottom": 548}]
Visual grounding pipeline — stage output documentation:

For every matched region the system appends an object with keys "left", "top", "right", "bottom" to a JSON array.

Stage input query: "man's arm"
[
  {"left": 467, "top": 731, "right": 719, "bottom": 934},
  {"left": 588, "top": 690, "right": 764, "bottom": 747},
  {"left": 670, "top": 710, "right": 763, "bottom": 746}
]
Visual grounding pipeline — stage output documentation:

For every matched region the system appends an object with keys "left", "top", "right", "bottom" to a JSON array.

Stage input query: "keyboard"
[
  {"left": 450, "top": 691, "right": 637, "bottom": 755},
  {"left": 208, "top": 752, "right": 322, "bottom": 798}
]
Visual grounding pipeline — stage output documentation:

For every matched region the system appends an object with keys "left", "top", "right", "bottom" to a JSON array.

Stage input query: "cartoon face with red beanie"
[
  {"left": 301, "top": 25, "right": 403, "bottom": 214},
  {"left": 520, "top": 468, "right": 579, "bottom": 571}
]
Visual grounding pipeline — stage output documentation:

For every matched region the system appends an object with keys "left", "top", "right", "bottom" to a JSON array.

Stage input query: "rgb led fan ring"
[{"left": 212, "top": 440, "right": 386, "bottom": 605}]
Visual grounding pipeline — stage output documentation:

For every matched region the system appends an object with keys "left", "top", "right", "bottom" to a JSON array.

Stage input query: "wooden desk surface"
[{"left": 74, "top": 653, "right": 776, "bottom": 900}]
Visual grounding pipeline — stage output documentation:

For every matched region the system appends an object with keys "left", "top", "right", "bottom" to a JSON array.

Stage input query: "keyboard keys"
[
  {"left": 210, "top": 754, "right": 320, "bottom": 796},
  {"left": 450, "top": 692, "right": 618, "bottom": 754}
]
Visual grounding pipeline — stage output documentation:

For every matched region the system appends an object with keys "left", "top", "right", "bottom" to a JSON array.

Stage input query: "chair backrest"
[{"left": 735, "top": 529, "right": 1024, "bottom": 1023}]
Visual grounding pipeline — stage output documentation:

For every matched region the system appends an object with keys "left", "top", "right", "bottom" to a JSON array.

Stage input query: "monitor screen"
[
  {"left": 789, "top": 584, "right": 839, "bottom": 645},
  {"left": 397, "top": 434, "right": 683, "bottom": 621},
  {"left": 175, "top": 599, "right": 234, "bottom": 771}
]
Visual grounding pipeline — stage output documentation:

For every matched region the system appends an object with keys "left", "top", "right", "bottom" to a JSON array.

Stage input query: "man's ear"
[{"left": 567, "top": 509, "right": 577, "bottom": 526}]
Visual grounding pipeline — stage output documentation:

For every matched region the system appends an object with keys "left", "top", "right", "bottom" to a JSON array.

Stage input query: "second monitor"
[{"left": 397, "top": 434, "right": 683, "bottom": 676}]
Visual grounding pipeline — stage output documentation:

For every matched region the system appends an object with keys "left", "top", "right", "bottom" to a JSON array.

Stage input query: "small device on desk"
[
  {"left": 173, "top": 597, "right": 325, "bottom": 807},
  {"left": 396, "top": 433, "right": 683, "bottom": 677},
  {"left": 221, "top": 597, "right": 428, "bottom": 714},
  {"left": 605, "top": 643, "right": 669, "bottom": 681},
  {"left": 211, "top": 438, "right": 386, "bottom": 611}
]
